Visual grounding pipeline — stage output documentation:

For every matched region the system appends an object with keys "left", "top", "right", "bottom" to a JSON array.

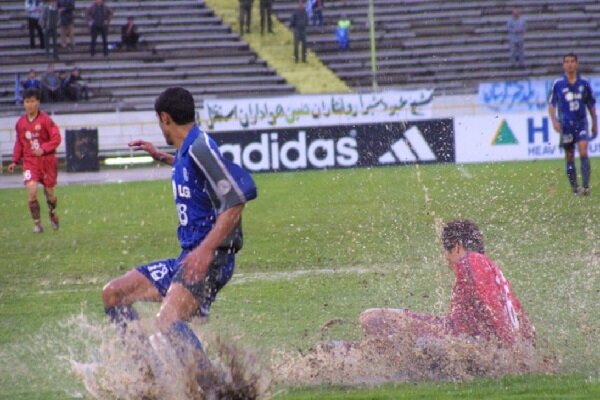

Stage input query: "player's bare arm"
[
  {"left": 128, "top": 139, "right": 175, "bottom": 165},
  {"left": 7, "top": 162, "right": 17, "bottom": 173},
  {"left": 588, "top": 104, "right": 598, "bottom": 138},
  {"left": 548, "top": 104, "right": 561, "bottom": 133},
  {"left": 181, "top": 204, "right": 244, "bottom": 283}
]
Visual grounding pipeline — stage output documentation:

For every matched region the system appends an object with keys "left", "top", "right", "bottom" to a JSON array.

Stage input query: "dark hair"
[
  {"left": 154, "top": 87, "right": 196, "bottom": 125},
  {"left": 563, "top": 52, "right": 578, "bottom": 62},
  {"left": 23, "top": 88, "right": 41, "bottom": 100},
  {"left": 441, "top": 219, "right": 485, "bottom": 254}
]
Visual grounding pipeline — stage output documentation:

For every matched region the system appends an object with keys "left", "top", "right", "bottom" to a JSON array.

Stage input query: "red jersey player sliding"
[
  {"left": 360, "top": 219, "right": 535, "bottom": 347},
  {"left": 6, "top": 89, "right": 62, "bottom": 233}
]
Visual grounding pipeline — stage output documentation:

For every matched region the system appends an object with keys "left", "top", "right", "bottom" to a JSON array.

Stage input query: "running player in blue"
[
  {"left": 101, "top": 87, "right": 257, "bottom": 368},
  {"left": 548, "top": 53, "right": 598, "bottom": 195}
]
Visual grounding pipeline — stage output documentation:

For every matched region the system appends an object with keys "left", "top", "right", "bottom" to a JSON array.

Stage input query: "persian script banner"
[{"left": 201, "top": 90, "right": 434, "bottom": 132}]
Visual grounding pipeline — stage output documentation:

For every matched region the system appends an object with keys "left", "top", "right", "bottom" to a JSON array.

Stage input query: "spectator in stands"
[
  {"left": 507, "top": 9, "right": 526, "bottom": 68},
  {"left": 26, "top": 0, "right": 45, "bottom": 49},
  {"left": 64, "top": 67, "right": 90, "bottom": 101},
  {"left": 336, "top": 14, "right": 351, "bottom": 50},
  {"left": 239, "top": 0, "right": 253, "bottom": 35},
  {"left": 40, "top": 63, "right": 62, "bottom": 102},
  {"left": 290, "top": 1, "right": 308, "bottom": 63},
  {"left": 40, "top": 0, "right": 60, "bottom": 60},
  {"left": 121, "top": 16, "right": 140, "bottom": 51},
  {"left": 23, "top": 70, "right": 42, "bottom": 91},
  {"left": 58, "top": 0, "right": 76, "bottom": 50},
  {"left": 86, "top": 0, "right": 113, "bottom": 57},
  {"left": 310, "top": 0, "right": 323, "bottom": 27},
  {"left": 259, "top": 0, "right": 273, "bottom": 35}
]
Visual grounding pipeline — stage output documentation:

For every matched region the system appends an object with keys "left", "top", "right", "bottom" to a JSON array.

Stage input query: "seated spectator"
[
  {"left": 64, "top": 67, "right": 90, "bottom": 101},
  {"left": 121, "top": 15, "right": 139, "bottom": 51},
  {"left": 40, "top": 63, "right": 62, "bottom": 102},
  {"left": 23, "top": 69, "right": 42, "bottom": 90},
  {"left": 336, "top": 14, "right": 351, "bottom": 50}
]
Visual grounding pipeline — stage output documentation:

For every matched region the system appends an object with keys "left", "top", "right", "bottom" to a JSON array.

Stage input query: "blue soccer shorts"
[
  {"left": 136, "top": 248, "right": 235, "bottom": 317},
  {"left": 561, "top": 120, "right": 590, "bottom": 149}
]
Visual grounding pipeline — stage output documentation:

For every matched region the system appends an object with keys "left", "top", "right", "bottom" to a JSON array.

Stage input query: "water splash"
[{"left": 272, "top": 328, "right": 554, "bottom": 387}]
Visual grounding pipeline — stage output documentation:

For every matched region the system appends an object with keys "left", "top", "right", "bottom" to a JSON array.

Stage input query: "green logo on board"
[{"left": 492, "top": 120, "right": 518, "bottom": 145}]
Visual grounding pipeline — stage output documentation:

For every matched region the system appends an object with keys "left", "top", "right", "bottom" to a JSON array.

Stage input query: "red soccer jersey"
[
  {"left": 448, "top": 252, "right": 535, "bottom": 345},
  {"left": 13, "top": 111, "right": 61, "bottom": 164}
]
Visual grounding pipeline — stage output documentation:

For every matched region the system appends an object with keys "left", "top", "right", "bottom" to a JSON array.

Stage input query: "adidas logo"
[{"left": 378, "top": 127, "right": 436, "bottom": 163}]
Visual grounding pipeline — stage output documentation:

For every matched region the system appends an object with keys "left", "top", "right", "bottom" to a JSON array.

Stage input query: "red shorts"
[{"left": 22, "top": 156, "right": 58, "bottom": 188}]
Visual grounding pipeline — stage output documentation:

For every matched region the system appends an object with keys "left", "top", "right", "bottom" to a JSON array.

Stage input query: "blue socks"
[
  {"left": 566, "top": 160, "right": 577, "bottom": 190},
  {"left": 105, "top": 305, "right": 139, "bottom": 332},
  {"left": 581, "top": 156, "right": 591, "bottom": 189},
  {"left": 168, "top": 320, "right": 203, "bottom": 352}
]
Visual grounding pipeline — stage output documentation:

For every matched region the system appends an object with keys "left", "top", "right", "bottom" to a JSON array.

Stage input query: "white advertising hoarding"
[{"left": 455, "top": 112, "right": 600, "bottom": 163}]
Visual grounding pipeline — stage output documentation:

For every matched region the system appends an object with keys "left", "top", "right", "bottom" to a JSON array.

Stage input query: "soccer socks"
[
  {"left": 168, "top": 320, "right": 203, "bottom": 352},
  {"left": 47, "top": 197, "right": 59, "bottom": 229},
  {"left": 566, "top": 160, "right": 578, "bottom": 191},
  {"left": 104, "top": 305, "right": 139, "bottom": 332},
  {"left": 168, "top": 321, "right": 210, "bottom": 369},
  {"left": 47, "top": 197, "right": 57, "bottom": 215},
  {"left": 581, "top": 156, "right": 591, "bottom": 189},
  {"left": 28, "top": 199, "right": 41, "bottom": 226}
]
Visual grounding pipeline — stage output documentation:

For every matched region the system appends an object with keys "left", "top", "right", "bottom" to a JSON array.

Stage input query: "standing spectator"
[
  {"left": 290, "top": 1, "right": 308, "bottom": 63},
  {"left": 64, "top": 67, "right": 90, "bottom": 101},
  {"left": 23, "top": 70, "right": 42, "bottom": 90},
  {"left": 86, "top": 0, "right": 113, "bottom": 57},
  {"left": 6, "top": 89, "right": 62, "bottom": 233},
  {"left": 58, "top": 0, "right": 76, "bottom": 50},
  {"left": 239, "top": 0, "right": 253, "bottom": 35},
  {"left": 336, "top": 14, "right": 351, "bottom": 50},
  {"left": 310, "top": 0, "right": 323, "bottom": 27},
  {"left": 507, "top": 9, "right": 526, "bottom": 67},
  {"left": 259, "top": 0, "right": 273, "bottom": 35},
  {"left": 40, "top": 0, "right": 60, "bottom": 60},
  {"left": 40, "top": 63, "right": 62, "bottom": 102},
  {"left": 548, "top": 53, "right": 598, "bottom": 196},
  {"left": 26, "top": 0, "right": 45, "bottom": 49},
  {"left": 121, "top": 16, "right": 140, "bottom": 51}
]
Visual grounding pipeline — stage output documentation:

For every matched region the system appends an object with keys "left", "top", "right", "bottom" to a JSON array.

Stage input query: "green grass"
[{"left": 1, "top": 160, "right": 600, "bottom": 399}]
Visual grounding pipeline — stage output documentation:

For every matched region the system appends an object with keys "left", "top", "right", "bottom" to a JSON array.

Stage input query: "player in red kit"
[
  {"left": 360, "top": 219, "right": 535, "bottom": 347},
  {"left": 6, "top": 89, "right": 62, "bottom": 233}
]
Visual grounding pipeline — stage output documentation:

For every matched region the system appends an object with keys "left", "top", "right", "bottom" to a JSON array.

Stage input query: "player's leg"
[
  {"left": 152, "top": 250, "right": 234, "bottom": 367},
  {"left": 25, "top": 180, "right": 43, "bottom": 232},
  {"left": 41, "top": 156, "right": 60, "bottom": 229},
  {"left": 43, "top": 186, "right": 59, "bottom": 229},
  {"left": 563, "top": 144, "right": 578, "bottom": 194},
  {"left": 103, "top": 256, "right": 183, "bottom": 331},
  {"left": 102, "top": 268, "right": 162, "bottom": 330},
  {"left": 359, "top": 308, "right": 446, "bottom": 338},
  {"left": 578, "top": 139, "right": 591, "bottom": 195}
]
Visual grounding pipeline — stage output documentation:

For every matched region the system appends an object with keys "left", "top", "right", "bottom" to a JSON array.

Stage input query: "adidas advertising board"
[
  {"left": 455, "top": 112, "right": 600, "bottom": 163},
  {"left": 212, "top": 120, "right": 454, "bottom": 172}
]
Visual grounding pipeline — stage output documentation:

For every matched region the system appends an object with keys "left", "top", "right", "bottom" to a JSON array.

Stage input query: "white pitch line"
[
  {"left": 230, "top": 267, "right": 376, "bottom": 285},
  {"left": 35, "top": 267, "right": 383, "bottom": 295}
]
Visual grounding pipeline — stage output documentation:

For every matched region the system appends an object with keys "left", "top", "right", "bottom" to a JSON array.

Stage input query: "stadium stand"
[
  {"left": 0, "top": 0, "right": 294, "bottom": 117},
  {"left": 273, "top": 0, "right": 600, "bottom": 94},
  {"left": 3, "top": 0, "right": 600, "bottom": 118}
]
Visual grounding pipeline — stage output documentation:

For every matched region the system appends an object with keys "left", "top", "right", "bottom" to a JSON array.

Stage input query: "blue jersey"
[
  {"left": 172, "top": 124, "right": 257, "bottom": 250},
  {"left": 548, "top": 74, "right": 596, "bottom": 129}
]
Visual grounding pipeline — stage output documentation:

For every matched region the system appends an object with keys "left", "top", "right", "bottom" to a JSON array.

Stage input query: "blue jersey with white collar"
[
  {"left": 172, "top": 124, "right": 257, "bottom": 250},
  {"left": 548, "top": 74, "right": 596, "bottom": 128}
]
